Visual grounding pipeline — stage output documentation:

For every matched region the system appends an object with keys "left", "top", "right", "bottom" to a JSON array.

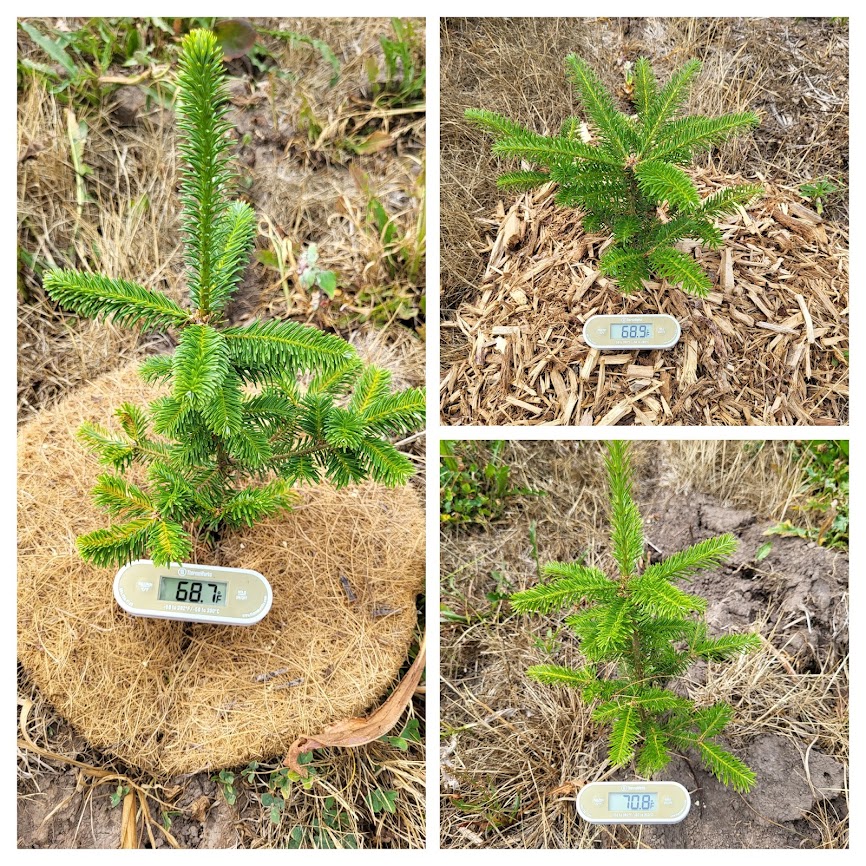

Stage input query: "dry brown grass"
[
  {"left": 666, "top": 440, "right": 804, "bottom": 521},
  {"left": 441, "top": 621, "right": 847, "bottom": 849},
  {"left": 441, "top": 17, "right": 848, "bottom": 312},
  {"left": 234, "top": 18, "right": 426, "bottom": 330},
  {"left": 440, "top": 441, "right": 848, "bottom": 849},
  {"left": 17, "top": 78, "right": 180, "bottom": 421}
]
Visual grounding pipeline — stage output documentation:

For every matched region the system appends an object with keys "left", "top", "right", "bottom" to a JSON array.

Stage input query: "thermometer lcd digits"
[
  {"left": 583, "top": 314, "right": 681, "bottom": 350},
  {"left": 114, "top": 560, "right": 272, "bottom": 625},
  {"left": 577, "top": 781, "right": 690, "bottom": 825}
]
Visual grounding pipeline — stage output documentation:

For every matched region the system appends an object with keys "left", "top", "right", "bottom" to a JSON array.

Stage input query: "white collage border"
[{"left": 3, "top": 2, "right": 859, "bottom": 860}]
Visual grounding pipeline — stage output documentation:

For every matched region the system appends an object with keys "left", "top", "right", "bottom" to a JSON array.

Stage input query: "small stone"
[
  {"left": 111, "top": 86, "right": 147, "bottom": 127},
  {"left": 700, "top": 503, "right": 754, "bottom": 534}
]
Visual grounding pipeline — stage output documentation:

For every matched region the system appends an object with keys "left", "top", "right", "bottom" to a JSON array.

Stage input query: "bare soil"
[
  {"left": 440, "top": 441, "right": 848, "bottom": 849},
  {"left": 643, "top": 489, "right": 847, "bottom": 663},
  {"left": 17, "top": 756, "right": 240, "bottom": 849}
]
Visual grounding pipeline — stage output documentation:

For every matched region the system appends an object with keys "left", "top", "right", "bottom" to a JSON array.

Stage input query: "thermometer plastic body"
[
  {"left": 577, "top": 781, "right": 690, "bottom": 825},
  {"left": 583, "top": 314, "right": 681, "bottom": 350},
  {"left": 114, "top": 560, "right": 272, "bottom": 626}
]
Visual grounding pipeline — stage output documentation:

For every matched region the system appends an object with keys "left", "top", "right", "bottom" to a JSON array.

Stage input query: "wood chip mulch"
[{"left": 440, "top": 168, "right": 848, "bottom": 426}]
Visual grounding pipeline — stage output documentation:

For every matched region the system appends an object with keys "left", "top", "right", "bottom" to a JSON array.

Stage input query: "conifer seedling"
[
  {"left": 43, "top": 30, "right": 425, "bottom": 570},
  {"left": 510, "top": 442, "right": 760, "bottom": 793},
  {"left": 467, "top": 55, "right": 761, "bottom": 297}
]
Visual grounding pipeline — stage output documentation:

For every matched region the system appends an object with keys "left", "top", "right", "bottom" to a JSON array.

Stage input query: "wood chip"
[
  {"left": 795, "top": 293, "right": 816, "bottom": 343},
  {"left": 627, "top": 365, "right": 656, "bottom": 378},
  {"left": 504, "top": 395, "right": 543, "bottom": 414},
  {"left": 719, "top": 248, "right": 735, "bottom": 292},
  {"left": 570, "top": 268, "right": 599, "bottom": 305},
  {"left": 757, "top": 321, "right": 799, "bottom": 335},
  {"left": 441, "top": 169, "right": 848, "bottom": 426},
  {"left": 509, "top": 288, "right": 529, "bottom": 305},
  {"left": 679, "top": 339, "right": 699, "bottom": 390},
  {"left": 787, "top": 201, "right": 823, "bottom": 224},
  {"left": 580, "top": 348, "right": 599, "bottom": 381},
  {"left": 597, "top": 400, "right": 633, "bottom": 426}
]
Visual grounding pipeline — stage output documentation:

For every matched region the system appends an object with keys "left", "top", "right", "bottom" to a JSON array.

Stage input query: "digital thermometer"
[
  {"left": 113, "top": 560, "right": 272, "bottom": 626},
  {"left": 583, "top": 314, "right": 680, "bottom": 350},
  {"left": 577, "top": 781, "right": 690, "bottom": 825}
]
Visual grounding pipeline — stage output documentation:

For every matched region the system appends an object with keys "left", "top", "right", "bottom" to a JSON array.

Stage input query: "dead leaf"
[
  {"left": 547, "top": 779, "right": 582, "bottom": 798},
  {"left": 189, "top": 795, "right": 211, "bottom": 823},
  {"left": 352, "top": 130, "right": 394, "bottom": 155},
  {"left": 284, "top": 634, "right": 426, "bottom": 775},
  {"left": 120, "top": 791, "right": 138, "bottom": 848}
]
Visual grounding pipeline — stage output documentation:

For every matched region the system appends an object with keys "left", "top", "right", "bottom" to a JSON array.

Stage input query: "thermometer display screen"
[
  {"left": 611, "top": 324, "right": 652, "bottom": 340},
  {"left": 609, "top": 793, "right": 658, "bottom": 811},
  {"left": 158, "top": 576, "right": 227, "bottom": 607}
]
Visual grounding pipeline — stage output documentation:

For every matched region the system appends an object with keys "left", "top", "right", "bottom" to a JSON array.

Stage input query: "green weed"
[
  {"left": 768, "top": 441, "right": 848, "bottom": 549},
  {"left": 532, "top": 626, "right": 562, "bottom": 655},
  {"left": 366, "top": 787, "right": 398, "bottom": 815},
  {"left": 256, "top": 26, "right": 340, "bottom": 86},
  {"left": 353, "top": 164, "right": 426, "bottom": 296},
  {"left": 213, "top": 769, "right": 238, "bottom": 806},
  {"left": 798, "top": 177, "right": 841, "bottom": 216},
  {"left": 381, "top": 717, "right": 422, "bottom": 750},
  {"left": 298, "top": 244, "right": 338, "bottom": 299},
  {"left": 110, "top": 783, "right": 130, "bottom": 808},
  {"left": 365, "top": 18, "right": 425, "bottom": 107},
  {"left": 440, "top": 568, "right": 514, "bottom": 626},
  {"left": 18, "top": 18, "right": 175, "bottom": 106},
  {"left": 287, "top": 797, "right": 359, "bottom": 848},
  {"left": 440, "top": 440, "right": 538, "bottom": 525}
]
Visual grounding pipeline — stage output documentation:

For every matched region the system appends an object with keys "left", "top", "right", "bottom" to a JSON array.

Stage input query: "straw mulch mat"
[
  {"left": 18, "top": 362, "right": 425, "bottom": 777},
  {"left": 441, "top": 169, "right": 848, "bottom": 426}
]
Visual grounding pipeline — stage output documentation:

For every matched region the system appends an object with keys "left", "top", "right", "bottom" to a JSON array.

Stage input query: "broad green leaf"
[{"left": 213, "top": 18, "right": 257, "bottom": 59}]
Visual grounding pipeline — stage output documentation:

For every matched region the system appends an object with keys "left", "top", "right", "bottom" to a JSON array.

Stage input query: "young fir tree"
[
  {"left": 510, "top": 442, "right": 760, "bottom": 793},
  {"left": 467, "top": 55, "right": 761, "bottom": 297},
  {"left": 42, "top": 29, "right": 425, "bottom": 570}
]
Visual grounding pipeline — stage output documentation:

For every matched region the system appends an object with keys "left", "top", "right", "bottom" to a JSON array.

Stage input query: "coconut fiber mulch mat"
[
  {"left": 440, "top": 168, "right": 848, "bottom": 426},
  {"left": 18, "top": 362, "right": 425, "bottom": 777}
]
